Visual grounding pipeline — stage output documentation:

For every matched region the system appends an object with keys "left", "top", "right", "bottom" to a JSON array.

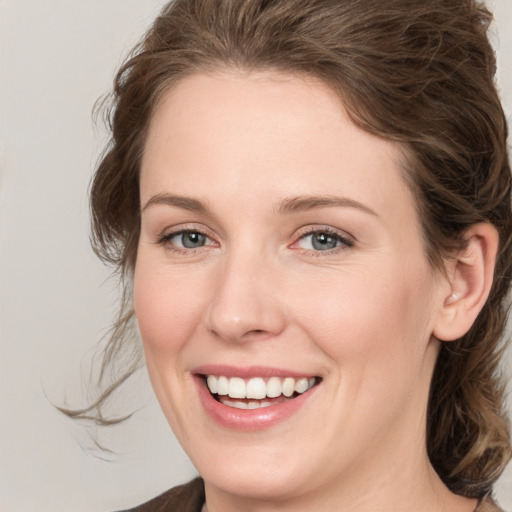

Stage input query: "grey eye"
[
  {"left": 180, "top": 231, "right": 207, "bottom": 248},
  {"left": 296, "top": 230, "right": 352, "bottom": 252},
  {"left": 310, "top": 232, "right": 340, "bottom": 250}
]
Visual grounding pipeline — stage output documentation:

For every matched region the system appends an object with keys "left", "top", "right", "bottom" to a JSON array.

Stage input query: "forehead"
[{"left": 140, "top": 70, "right": 414, "bottom": 222}]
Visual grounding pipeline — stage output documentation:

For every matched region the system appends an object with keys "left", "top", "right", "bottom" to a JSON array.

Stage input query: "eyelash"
[
  {"left": 156, "top": 226, "right": 354, "bottom": 256},
  {"left": 156, "top": 227, "right": 217, "bottom": 255},
  {"left": 293, "top": 226, "right": 354, "bottom": 255}
]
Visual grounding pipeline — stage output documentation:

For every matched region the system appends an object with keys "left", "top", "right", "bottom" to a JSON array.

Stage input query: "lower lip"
[{"left": 194, "top": 376, "right": 319, "bottom": 431}]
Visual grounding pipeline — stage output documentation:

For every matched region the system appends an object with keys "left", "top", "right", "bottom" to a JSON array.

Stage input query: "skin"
[{"left": 134, "top": 70, "right": 481, "bottom": 511}]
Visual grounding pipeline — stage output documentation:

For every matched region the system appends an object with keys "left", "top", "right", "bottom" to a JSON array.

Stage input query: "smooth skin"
[{"left": 134, "top": 70, "right": 497, "bottom": 512}]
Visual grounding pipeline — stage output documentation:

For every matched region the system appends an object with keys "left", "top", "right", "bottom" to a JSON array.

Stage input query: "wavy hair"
[{"left": 74, "top": 0, "right": 511, "bottom": 498}]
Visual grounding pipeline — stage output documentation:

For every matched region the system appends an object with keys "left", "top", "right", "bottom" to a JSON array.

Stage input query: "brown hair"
[{"left": 83, "top": 0, "right": 511, "bottom": 498}]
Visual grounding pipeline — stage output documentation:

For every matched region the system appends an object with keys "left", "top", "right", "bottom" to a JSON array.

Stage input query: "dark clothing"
[{"left": 118, "top": 478, "right": 204, "bottom": 512}]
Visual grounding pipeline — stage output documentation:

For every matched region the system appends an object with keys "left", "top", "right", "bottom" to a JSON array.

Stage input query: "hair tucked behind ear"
[{"left": 80, "top": 0, "right": 511, "bottom": 497}]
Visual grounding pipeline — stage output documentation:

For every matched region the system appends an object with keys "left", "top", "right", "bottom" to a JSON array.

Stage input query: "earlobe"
[{"left": 433, "top": 223, "right": 499, "bottom": 342}]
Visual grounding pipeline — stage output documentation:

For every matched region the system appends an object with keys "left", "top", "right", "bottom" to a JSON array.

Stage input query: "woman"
[{"left": 86, "top": 0, "right": 512, "bottom": 510}]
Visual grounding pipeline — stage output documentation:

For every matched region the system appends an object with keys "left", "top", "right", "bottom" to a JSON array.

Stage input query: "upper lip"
[{"left": 192, "top": 364, "right": 319, "bottom": 379}]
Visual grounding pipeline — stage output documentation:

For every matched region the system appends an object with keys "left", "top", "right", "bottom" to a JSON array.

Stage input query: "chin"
[
  {"left": 189, "top": 435, "right": 316, "bottom": 501},
  {"left": 201, "top": 458, "right": 311, "bottom": 502}
]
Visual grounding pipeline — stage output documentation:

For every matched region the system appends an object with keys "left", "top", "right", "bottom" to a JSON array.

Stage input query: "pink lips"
[{"left": 192, "top": 365, "right": 319, "bottom": 431}]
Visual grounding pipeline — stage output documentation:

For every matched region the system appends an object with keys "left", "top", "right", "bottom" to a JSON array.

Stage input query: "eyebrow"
[
  {"left": 141, "top": 193, "right": 377, "bottom": 217},
  {"left": 279, "top": 195, "right": 378, "bottom": 217},
  {"left": 141, "top": 193, "right": 208, "bottom": 215}
]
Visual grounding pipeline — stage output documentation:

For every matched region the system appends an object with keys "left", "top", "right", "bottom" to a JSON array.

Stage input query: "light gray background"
[{"left": 0, "top": 1, "right": 511, "bottom": 510}]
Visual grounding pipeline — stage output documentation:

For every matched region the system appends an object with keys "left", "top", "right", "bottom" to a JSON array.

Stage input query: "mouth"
[
  {"left": 193, "top": 365, "right": 322, "bottom": 430},
  {"left": 202, "top": 374, "right": 320, "bottom": 410}
]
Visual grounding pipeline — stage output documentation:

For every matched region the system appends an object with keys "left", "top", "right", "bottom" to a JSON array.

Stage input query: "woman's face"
[{"left": 135, "top": 71, "right": 449, "bottom": 502}]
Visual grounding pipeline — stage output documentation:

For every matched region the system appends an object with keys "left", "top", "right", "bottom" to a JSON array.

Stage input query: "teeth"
[
  {"left": 295, "top": 378, "right": 309, "bottom": 394},
  {"left": 206, "top": 375, "right": 317, "bottom": 400},
  {"left": 221, "top": 398, "right": 274, "bottom": 409},
  {"left": 246, "top": 378, "right": 266, "bottom": 399},
  {"left": 217, "top": 376, "right": 229, "bottom": 396},
  {"left": 229, "top": 377, "right": 246, "bottom": 399},
  {"left": 206, "top": 375, "right": 218, "bottom": 394},
  {"left": 266, "top": 377, "right": 282, "bottom": 398},
  {"left": 282, "top": 377, "right": 295, "bottom": 397}
]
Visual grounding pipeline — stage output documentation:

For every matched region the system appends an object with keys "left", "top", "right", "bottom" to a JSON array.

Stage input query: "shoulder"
[
  {"left": 475, "top": 495, "right": 506, "bottom": 512},
  {"left": 115, "top": 477, "right": 205, "bottom": 512}
]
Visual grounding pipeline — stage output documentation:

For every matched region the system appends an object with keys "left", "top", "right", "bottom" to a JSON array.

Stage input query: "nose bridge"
[{"left": 205, "top": 244, "right": 285, "bottom": 343}]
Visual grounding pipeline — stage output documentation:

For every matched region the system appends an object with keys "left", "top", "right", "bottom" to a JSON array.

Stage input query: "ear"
[{"left": 433, "top": 223, "right": 499, "bottom": 342}]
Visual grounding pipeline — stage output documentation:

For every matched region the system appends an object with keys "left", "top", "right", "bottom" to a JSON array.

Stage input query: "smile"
[
  {"left": 205, "top": 375, "right": 318, "bottom": 410},
  {"left": 193, "top": 366, "right": 321, "bottom": 430}
]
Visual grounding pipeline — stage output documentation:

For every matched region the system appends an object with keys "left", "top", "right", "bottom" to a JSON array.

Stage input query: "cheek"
[
  {"left": 133, "top": 258, "right": 209, "bottom": 441},
  {"left": 292, "top": 263, "right": 435, "bottom": 368},
  {"left": 133, "top": 261, "right": 207, "bottom": 357}
]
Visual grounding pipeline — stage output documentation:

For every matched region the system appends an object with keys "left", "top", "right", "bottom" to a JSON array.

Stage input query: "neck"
[{"left": 203, "top": 469, "right": 476, "bottom": 512}]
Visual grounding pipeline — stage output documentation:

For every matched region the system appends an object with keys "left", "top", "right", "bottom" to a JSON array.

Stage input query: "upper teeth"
[{"left": 206, "top": 375, "right": 316, "bottom": 399}]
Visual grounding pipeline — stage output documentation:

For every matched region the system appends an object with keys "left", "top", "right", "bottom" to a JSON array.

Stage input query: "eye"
[
  {"left": 159, "top": 229, "right": 215, "bottom": 251},
  {"left": 295, "top": 229, "right": 353, "bottom": 252},
  {"left": 175, "top": 231, "right": 207, "bottom": 248}
]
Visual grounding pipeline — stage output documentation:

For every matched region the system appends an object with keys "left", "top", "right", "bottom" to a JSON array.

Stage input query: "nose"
[{"left": 204, "top": 251, "right": 287, "bottom": 343}]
